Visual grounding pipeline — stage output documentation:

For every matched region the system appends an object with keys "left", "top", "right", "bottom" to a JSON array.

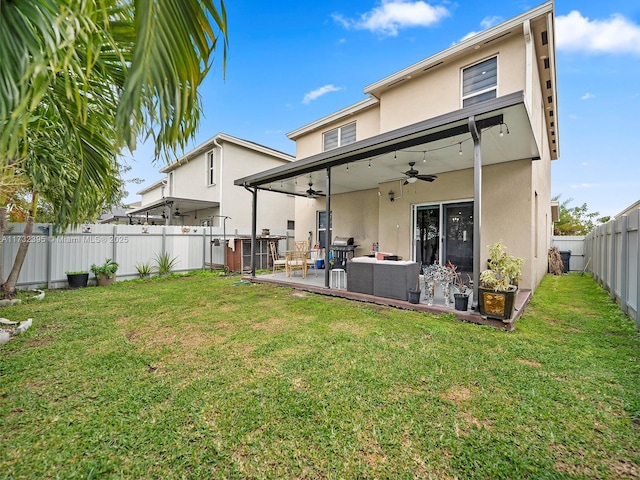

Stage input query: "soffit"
[{"left": 235, "top": 92, "right": 537, "bottom": 197}]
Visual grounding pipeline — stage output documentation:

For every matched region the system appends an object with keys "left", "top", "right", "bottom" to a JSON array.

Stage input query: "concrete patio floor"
[{"left": 244, "top": 269, "right": 532, "bottom": 330}]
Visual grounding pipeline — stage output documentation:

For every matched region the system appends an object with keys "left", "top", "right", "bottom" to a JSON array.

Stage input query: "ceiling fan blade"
[{"left": 416, "top": 174, "right": 437, "bottom": 182}]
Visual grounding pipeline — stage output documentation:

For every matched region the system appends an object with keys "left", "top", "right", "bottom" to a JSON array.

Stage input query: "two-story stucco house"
[
  {"left": 236, "top": 2, "right": 559, "bottom": 304},
  {"left": 129, "top": 133, "right": 295, "bottom": 233}
]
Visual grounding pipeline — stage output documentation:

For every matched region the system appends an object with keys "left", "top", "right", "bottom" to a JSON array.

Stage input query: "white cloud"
[
  {"left": 581, "top": 92, "right": 595, "bottom": 100},
  {"left": 570, "top": 183, "right": 600, "bottom": 189},
  {"left": 332, "top": 1, "right": 450, "bottom": 37},
  {"left": 481, "top": 16, "right": 503, "bottom": 29},
  {"left": 457, "top": 15, "right": 504, "bottom": 43},
  {"left": 556, "top": 11, "right": 640, "bottom": 54},
  {"left": 302, "top": 85, "right": 342, "bottom": 104}
]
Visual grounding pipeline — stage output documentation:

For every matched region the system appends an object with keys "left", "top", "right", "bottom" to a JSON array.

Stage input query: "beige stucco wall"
[
  {"left": 295, "top": 159, "right": 541, "bottom": 289},
  {"left": 295, "top": 106, "right": 380, "bottom": 159},
  {"left": 295, "top": 189, "right": 380, "bottom": 256},
  {"left": 140, "top": 184, "right": 165, "bottom": 205},
  {"left": 220, "top": 142, "right": 295, "bottom": 232},
  {"left": 142, "top": 140, "right": 294, "bottom": 232},
  {"left": 378, "top": 34, "right": 526, "bottom": 132},
  {"left": 170, "top": 150, "right": 220, "bottom": 202}
]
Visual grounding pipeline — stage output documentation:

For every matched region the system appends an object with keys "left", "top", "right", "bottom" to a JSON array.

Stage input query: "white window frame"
[
  {"left": 206, "top": 150, "right": 216, "bottom": 186},
  {"left": 323, "top": 122, "right": 356, "bottom": 152},
  {"left": 461, "top": 56, "right": 498, "bottom": 108}
]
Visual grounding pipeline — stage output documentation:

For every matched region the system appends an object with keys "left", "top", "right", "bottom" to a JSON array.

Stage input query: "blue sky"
[{"left": 125, "top": 0, "right": 640, "bottom": 218}]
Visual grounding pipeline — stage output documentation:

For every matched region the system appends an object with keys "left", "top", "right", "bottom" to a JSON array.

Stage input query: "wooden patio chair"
[
  {"left": 269, "top": 242, "right": 287, "bottom": 274},
  {"left": 286, "top": 241, "right": 308, "bottom": 278}
]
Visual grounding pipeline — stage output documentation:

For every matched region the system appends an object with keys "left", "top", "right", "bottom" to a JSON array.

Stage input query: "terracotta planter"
[
  {"left": 478, "top": 286, "right": 516, "bottom": 320},
  {"left": 96, "top": 273, "right": 116, "bottom": 287}
]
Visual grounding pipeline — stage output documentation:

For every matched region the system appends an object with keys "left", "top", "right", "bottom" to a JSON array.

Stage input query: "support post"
[
  {"left": 325, "top": 168, "right": 331, "bottom": 288},
  {"left": 246, "top": 186, "right": 258, "bottom": 277},
  {"left": 469, "top": 116, "right": 482, "bottom": 310}
]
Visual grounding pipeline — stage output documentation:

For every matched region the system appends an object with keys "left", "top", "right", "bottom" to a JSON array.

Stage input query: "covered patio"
[{"left": 235, "top": 92, "right": 539, "bottom": 327}]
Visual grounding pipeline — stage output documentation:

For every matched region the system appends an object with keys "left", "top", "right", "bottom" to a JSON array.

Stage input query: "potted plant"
[
  {"left": 452, "top": 268, "right": 472, "bottom": 312},
  {"left": 91, "top": 258, "right": 119, "bottom": 286},
  {"left": 66, "top": 270, "right": 89, "bottom": 289},
  {"left": 408, "top": 276, "right": 421, "bottom": 304},
  {"left": 478, "top": 241, "right": 523, "bottom": 321}
]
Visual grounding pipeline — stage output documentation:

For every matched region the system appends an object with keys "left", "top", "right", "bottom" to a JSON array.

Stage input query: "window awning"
[{"left": 126, "top": 197, "right": 220, "bottom": 224}]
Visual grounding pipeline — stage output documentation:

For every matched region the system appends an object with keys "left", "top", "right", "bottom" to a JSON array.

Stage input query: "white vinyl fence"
[
  {"left": 551, "top": 236, "right": 585, "bottom": 271},
  {"left": 1, "top": 223, "right": 291, "bottom": 289},
  {"left": 584, "top": 209, "right": 640, "bottom": 328}
]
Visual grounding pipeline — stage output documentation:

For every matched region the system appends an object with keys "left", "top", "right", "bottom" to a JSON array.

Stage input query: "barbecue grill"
[{"left": 331, "top": 236, "right": 358, "bottom": 270}]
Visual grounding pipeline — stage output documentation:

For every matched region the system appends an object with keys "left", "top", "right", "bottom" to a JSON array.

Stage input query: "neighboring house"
[
  {"left": 98, "top": 206, "right": 137, "bottom": 224},
  {"left": 129, "top": 133, "right": 295, "bottom": 232},
  {"left": 235, "top": 2, "right": 559, "bottom": 296}
]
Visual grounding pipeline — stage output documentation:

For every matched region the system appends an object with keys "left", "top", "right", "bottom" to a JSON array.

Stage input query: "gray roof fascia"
[
  {"left": 286, "top": 97, "right": 380, "bottom": 140},
  {"left": 364, "top": 1, "right": 553, "bottom": 96},
  {"left": 235, "top": 91, "right": 525, "bottom": 188},
  {"left": 136, "top": 178, "right": 166, "bottom": 195}
]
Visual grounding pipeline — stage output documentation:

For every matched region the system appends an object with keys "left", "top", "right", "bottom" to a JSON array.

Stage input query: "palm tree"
[{"left": 0, "top": 0, "right": 228, "bottom": 294}]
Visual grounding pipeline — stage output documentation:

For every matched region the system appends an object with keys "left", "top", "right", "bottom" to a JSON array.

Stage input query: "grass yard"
[{"left": 1, "top": 272, "right": 639, "bottom": 479}]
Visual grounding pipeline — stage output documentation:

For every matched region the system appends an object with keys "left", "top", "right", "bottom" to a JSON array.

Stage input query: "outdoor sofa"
[{"left": 346, "top": 256, "right": 421, "bottom": 301}]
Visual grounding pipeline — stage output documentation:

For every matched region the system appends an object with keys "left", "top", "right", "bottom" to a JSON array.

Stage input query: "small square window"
[{"left": 323, "top": 122, "right": 356, "bottom": 152}]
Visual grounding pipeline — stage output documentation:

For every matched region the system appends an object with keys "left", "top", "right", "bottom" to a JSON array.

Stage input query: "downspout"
[
  {"left": 244, "top": 185, "right": 257, "bottom": 277},
  {"left": 324, "top": 167, "right": 331, "bottom": 288},
  {"left": 469, "top": 116, "right": 482, "bottom": 310},
  {"left": 213, "top": 137, "right": 224, "bottom": 217}
]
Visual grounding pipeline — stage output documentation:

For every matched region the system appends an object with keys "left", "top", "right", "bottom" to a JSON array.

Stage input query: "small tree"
[{"left": 553, "top": 195, "right": 610, "bottom": 236}]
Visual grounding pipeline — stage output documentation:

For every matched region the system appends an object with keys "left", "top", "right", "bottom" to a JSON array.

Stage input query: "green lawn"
[{"left": 1, "top": 272, "right": 639, "bottom": 479}]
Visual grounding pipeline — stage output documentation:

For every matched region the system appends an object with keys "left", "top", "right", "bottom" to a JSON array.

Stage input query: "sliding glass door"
[
  {"left": 443, "top": 203, "right": 473, "bottom": 274},
  {"left": 413, "top": 202, "right": 473, "bottom": 272},
  {"left": 413, "top": 205, "right": 440, "bottom": 267}
]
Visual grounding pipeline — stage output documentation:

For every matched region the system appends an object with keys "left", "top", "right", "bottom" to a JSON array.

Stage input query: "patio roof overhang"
[
  {"left": 234, "top": 91, "right": 538, "bottom": 196},
  {"left": 126, "top": 196, "right": 219, "bottom": 224}
]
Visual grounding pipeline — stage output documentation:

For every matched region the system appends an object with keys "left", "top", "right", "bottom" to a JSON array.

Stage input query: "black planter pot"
[
  {"left": 407, "top": 289, "right": 421, "bottom": 304},
  {"left": 454, "top": 293, "right": 470, "bottom": 311},
  {"left": 67, "top": 273, "right": 89, "bottom": 289},
  {"left": 478, "top": 286, "right": 517, "bottom": 320}
]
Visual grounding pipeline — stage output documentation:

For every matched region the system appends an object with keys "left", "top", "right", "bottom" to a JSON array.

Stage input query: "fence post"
[
  {"left": 609, "top": 221, "right": 616, "bottom": 300},
  {"left": 46, "top": 224, "right": 53, "bottom": 289},
  {"left": 620, "top": 215, "right": 628, "bottom": 314},
  {"left": 202, "top": 227, "right": 206, "bottom": 270},
  {"left": 112, "top": 224, "right": 118, "bottom": 265}
]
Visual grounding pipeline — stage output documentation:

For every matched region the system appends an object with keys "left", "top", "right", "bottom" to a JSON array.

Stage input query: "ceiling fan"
[
  {"left": 402, "top": 162, "right": 437, "bottom": 185},
  {"left": 304, "top": 181, "right": 323, "bottom": 198}
]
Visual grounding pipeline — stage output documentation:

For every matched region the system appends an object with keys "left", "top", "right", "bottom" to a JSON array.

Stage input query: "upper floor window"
[
  {"left": 323, "top": 122, "right": 356, "bottom": 151},
  {"left": 462, "top": 56, "right": 497, "bottom": 108},
  {"left": 207, "top": 150, "right": 216, "bottom": 186}
]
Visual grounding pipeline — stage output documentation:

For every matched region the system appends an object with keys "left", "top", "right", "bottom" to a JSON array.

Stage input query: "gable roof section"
[
  {"left": 364, "top": 2, "right": 554, "bottom": 97},
  {"left": 284, "top": 1, "right": 558, "bottom": 160},
  {"left": 160, "top": 132, "right": 295, "bottom": 173}
]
